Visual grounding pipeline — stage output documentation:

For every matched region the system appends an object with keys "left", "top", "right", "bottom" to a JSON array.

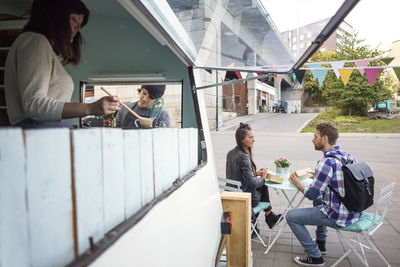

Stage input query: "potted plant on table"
[{"left": 274, "top": 158, "right": 291, "bottom": 177}]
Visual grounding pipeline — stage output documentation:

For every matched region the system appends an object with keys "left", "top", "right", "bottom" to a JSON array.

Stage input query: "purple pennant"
[
  {"left": 364, "top": 68, "right": 381, "bottom": 87},
  {"left": 277, "top": 74, "right": 284, "bottom": 84}
]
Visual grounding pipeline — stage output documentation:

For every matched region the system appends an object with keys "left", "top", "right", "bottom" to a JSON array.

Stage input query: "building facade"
[{"left": 281, "top": 18, "right": 354, "bottom": 58}]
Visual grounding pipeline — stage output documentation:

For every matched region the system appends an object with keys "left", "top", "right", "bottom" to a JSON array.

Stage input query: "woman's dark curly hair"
[
  {"left": 235, "top": 122, "right": 257, "bottom": 175},
  {"left": 23, "top": 0, "right": 90, "bottom": 65}
]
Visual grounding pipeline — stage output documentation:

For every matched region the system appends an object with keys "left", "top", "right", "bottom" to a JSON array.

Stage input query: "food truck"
[{"left": 0, "top": 0, "right": 358, "bottom": 266}]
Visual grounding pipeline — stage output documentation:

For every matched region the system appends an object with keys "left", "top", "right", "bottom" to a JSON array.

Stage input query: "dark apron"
[{"left": 14, "top": 118, "right": 74, "bottom": 129}]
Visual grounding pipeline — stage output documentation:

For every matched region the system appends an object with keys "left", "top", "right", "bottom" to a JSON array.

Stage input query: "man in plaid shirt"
[{"left": 287, "top": 122, "right": 362, "bottom": 266}]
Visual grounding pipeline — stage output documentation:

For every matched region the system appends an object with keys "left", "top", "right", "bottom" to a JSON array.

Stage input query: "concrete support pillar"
[
  {"left": 247, "top": 76, "right": 258, "bottom": 115},
  {"left": 274, "top": 78, "right": 281, "bottom": 101}
]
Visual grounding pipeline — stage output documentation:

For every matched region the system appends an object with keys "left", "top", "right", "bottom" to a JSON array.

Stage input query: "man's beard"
[{"left": 314, "top": 142, "right": 323, "bottom": 151}]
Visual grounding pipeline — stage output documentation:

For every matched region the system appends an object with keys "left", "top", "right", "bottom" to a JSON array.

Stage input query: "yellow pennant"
[{"left": 338, "top": 69, "right": 353, "bottom": 86}]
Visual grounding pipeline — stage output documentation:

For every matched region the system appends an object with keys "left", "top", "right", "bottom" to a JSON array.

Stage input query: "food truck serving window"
[{"left": 80, "top": 81, "right": 183, "bottom": 129}]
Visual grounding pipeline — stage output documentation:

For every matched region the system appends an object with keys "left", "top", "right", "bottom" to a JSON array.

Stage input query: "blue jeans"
[{"left": 286, "top": 197, "right": 338, "bottom": 258}]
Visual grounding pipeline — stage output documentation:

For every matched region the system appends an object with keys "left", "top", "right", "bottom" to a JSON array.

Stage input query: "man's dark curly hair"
[{"left": 316, "top": 122, "right": 338, "bottom": 145}]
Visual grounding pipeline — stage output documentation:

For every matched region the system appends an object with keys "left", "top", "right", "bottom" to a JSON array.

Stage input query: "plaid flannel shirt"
[{"left": 303, "top": 146, "right": 362, "bottom": 227}]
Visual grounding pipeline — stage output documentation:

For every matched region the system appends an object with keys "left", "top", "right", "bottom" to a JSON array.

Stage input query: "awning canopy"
[{"left": 122, "top": 0, "right": 359, "bottom": 73}]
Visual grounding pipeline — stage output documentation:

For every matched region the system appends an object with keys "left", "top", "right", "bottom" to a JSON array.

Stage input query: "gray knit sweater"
[{"left": 5, "top": 32, "right": 73, "bottom": 125}]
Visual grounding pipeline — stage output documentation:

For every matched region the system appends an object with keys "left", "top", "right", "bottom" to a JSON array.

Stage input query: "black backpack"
[{"left": 327, "top": 155, "right": 374, "bottom": 212}]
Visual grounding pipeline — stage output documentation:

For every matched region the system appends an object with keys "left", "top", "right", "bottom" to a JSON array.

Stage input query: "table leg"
[{"left": 264, "top": 190, "right": 305, "bottom": 254}]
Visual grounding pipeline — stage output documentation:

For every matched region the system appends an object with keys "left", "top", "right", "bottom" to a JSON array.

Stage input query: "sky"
[
  {"left": 346, "top": 0, "right": 400, "bottom": 48},
  {"left": 262, "top": 0, "right": 400, "bottom": 50}
]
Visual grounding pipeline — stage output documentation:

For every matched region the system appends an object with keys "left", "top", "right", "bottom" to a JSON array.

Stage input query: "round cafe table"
[{"left": 263, "top": 175, "right": 313, "bottom": 254}]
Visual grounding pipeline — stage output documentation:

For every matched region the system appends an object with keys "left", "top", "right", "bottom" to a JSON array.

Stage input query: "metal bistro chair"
[
  {"left": 332, "top": 182, "right": 395, "bottom": 267},
  {"left": 218, "top": 177, "right": 271, "bottom": 247}
]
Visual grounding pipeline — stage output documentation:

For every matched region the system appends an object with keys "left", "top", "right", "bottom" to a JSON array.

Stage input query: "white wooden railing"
[{"left": 0, "top": 127, "right": 198, "bottom": 267}]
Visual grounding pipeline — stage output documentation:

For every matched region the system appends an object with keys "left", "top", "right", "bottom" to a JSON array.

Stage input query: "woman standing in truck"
[{"left": 5, "top": 0, "right": 120, "bottom": 128}]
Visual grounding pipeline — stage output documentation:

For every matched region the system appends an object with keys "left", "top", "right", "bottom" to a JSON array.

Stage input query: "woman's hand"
[
  {"left": 307, "top": 170, "right": 315, "bottom": 178},
  {"left": 90, "top": 96, "right": 120, "bottom": 116},
  {"left": 62, "top": 97, "right": 120, "bottom": 119},
  {"left": 257, "top": 168, "right": 268, "bottom": 179}
]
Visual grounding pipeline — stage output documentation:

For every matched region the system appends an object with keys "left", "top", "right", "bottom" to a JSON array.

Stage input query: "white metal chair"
[
  {"left": 332, "top": 182, "right": 395, "bottom": 267},
  {"left": 218, "top": 177, "right": 271, "bottom": 247}
]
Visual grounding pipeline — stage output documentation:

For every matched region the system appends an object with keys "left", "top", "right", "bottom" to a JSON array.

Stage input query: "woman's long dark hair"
[
  {"left": 23, "top": 0, "right": 89, "bottom": 65},
  {"left": 235, "top": 122, "right": 257, "bottom": 175}
]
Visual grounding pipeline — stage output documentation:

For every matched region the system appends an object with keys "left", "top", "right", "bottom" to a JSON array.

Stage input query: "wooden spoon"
[{"left": 100, "top": 87, "right": 153, "bottom": 128}]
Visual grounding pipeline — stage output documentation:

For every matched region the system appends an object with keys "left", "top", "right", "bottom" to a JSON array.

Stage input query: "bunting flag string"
[
  {"left": 304, "top": 56, "right": 399, "bottom": 66},
  {"left": 300, "top": 65, "right": 399, "bottom": 70},
  {"left": 338, "top": 69, "right": 353, "bottom": 86},
  {"left": 212, "top": 57, "right": 399, "bottom": 88}
]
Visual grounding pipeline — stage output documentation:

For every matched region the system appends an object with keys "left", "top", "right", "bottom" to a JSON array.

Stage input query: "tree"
[
  {"left": 303, "top": 33, "right": 393, "bottom": 116},
  {"left": 325, "top": 34, "right": 392, "bottom": 115}
]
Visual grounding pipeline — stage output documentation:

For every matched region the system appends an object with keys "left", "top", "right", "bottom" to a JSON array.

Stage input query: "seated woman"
[
  {"left": 226, "top": 122, "right": 280, "bottom": 229},
  {"left": 105, "top": 85, "right": 170, "bottom": 128}
]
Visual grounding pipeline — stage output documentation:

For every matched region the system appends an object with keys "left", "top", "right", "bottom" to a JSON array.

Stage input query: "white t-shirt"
[{"left": 5, "top": 32, "right": 74, "bottom": 125}]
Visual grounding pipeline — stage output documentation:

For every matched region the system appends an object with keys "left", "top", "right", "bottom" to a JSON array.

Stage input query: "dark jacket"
[{"left": 226, "top": 146, "right": 265, "bottom": 205}]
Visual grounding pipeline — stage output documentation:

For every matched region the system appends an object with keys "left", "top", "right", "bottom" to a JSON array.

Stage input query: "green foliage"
[
  {"left": 274, "top": 158, "right": 291, "bottom": 168},
  {"left": 302, "top": 33, "right": 393, "bottom": 116},
  {"left": 301, "top": 109, "right": 400, "bottom": 133}
]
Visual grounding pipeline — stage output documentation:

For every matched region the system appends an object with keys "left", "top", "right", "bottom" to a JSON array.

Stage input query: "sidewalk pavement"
[
  {"left": 212, "top": 112, "right": 400, "bottom": 267},
  {"left": 216, "top": 112, "right": 277, "bottom": 131}
]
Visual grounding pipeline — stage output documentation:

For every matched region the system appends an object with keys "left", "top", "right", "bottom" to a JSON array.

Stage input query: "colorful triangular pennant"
[
  {"left": 257, "top": 72, "right": 265, "bottom": 82},
  {"left": 240, "top": 72, "right": 248, "bottom": 80},
  {"left": 308, "top": 63, "right": 328, "bottom": 86},
  {"left": 277, "top": 74, "right": 284, "bottom": 84},
  {"left": 382, "top": 57, "right": 394, "bottom": 65},
  {"left": 354, "top": 59, "right": 369, "bottom": 75},
  {"left": 330, "top": 61, "right": 344, "bottom": 78},
  {"left": 218, "top": 70, "right": 227, "bottom": 82},
  {"left": 393, "top": 67, "right": 400, "bottom": 82},
  {"left": 338, "top": 69, "right": 353, "bottom": 86},
  {"left": 364, "top": 68, "right": 381, "bottom": 87},
  {"left": 295, "top": 70, "right": 306, "bottom": 84}
]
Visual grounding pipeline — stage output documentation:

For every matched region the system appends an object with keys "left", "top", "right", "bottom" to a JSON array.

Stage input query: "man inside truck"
[{"left": 104, "top": 85, "right": 170, "bottom": 129}]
